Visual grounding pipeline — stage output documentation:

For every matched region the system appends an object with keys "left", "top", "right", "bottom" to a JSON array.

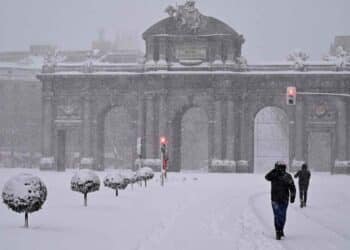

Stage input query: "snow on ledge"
[
  {"left": 334, "top": 160, "right": 350, "bottom": 168},
  {"left": 80, "top": 157, "right": 94, "bottom": 165},
  {"left": 40, "top": 157, "right": 55, "bottom": 165},
  {"left": 211, "top": 159, "right": 236, "bottom": 167}
]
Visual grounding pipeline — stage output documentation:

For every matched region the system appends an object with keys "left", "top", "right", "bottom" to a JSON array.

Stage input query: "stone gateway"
[{"left": 38, "top": 1, "right": 350, "bottom": 173}]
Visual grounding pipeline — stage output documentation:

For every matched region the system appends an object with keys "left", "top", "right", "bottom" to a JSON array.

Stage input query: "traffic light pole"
[{"left": 160, "top": 137, "right": 168, "bottom": 187}]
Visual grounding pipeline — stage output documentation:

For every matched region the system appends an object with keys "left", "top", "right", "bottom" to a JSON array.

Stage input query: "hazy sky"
[{"left": 0, "top": 0, "right": 349, "bottom": 61}]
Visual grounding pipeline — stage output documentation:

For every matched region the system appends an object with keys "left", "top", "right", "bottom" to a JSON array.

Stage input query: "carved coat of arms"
[{"left": 165, "top": 1, "right": 203, "bottom": 34}]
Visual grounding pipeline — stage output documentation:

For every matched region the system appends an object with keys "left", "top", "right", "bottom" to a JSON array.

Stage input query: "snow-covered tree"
[
  {"left": 2, "top": 173, "right": 47, "bottom": 228},
  {"left": 136, "top": 167, "right": 154, "bottom": 187},
  {"left": 71, "top": 170, "right": 100, "bottom": 207},
  {"left": 103, "top": 172, "right": 128, "bottom": 196},
  {"left": 323, "top": 46, "right": 349, "bottom": 71},
  {"left": 287, "top": 49, "right": 309, "bottom": 71}
]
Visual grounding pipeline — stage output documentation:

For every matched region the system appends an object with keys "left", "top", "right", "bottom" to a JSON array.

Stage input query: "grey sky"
[{"left": 0, "top": 0, "right": 349, "bottom": 61}]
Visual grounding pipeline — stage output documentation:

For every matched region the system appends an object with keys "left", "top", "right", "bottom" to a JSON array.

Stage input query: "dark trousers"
[
  {"left": 271, "top": 201, "right": 288, "bottom": 232},
  {"left": 299, "top": 185, "right": 308, "bottom": 204}
]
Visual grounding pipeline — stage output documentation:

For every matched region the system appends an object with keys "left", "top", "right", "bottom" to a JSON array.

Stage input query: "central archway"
[
  {"left": 254, "top": 107, "right": 289, "bottom": 173},
  {"left": 180, "top": 107, "right": 209, "bottom": 171},
  {"left": 102, "top": 106, "right": 134, "bottom": 169}
]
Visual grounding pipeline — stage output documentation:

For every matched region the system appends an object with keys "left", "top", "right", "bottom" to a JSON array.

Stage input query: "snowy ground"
[{"left": 1, "top": 168, "right": 350, "bottom": 250}]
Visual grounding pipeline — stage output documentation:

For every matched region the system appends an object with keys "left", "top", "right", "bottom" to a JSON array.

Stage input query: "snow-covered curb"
[
  {"left": 135, "top": 159, "right": 161, "bottom": 171},
  {"left": 333, "top": 160, "right": 350, "bottom": 174},
  {"left": 209, "top": 159, "right": 236, "bottom": 173}
]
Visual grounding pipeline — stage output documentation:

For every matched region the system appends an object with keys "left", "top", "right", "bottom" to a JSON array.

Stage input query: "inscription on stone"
[{"left": 176, "top": 46, "right": 207, "bottom": 60}]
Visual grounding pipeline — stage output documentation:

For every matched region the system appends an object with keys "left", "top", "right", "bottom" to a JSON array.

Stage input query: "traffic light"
[
  {"left": 160, "top": 136, "right": 167, "bottom": 145},
  {"left": 286, "top": 86, "right": 297, "bottom": 105},
  {"left": 160, "top": 136, "right": 167, "bottom": 154}
]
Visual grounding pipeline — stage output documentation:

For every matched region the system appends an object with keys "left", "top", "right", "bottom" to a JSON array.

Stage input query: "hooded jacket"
[{"left": 265, "top": 168, "right": 296, "bottom": 203}]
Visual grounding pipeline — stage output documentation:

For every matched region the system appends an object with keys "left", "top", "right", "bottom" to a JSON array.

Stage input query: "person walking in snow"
[
  {"left": 294, "top": 163, "right": 311, "bottom": 208},
  {"left": 265, "top": 161, "right": 296, "bottom": 240}
]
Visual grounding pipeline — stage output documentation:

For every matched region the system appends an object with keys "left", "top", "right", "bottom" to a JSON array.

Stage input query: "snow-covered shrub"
[
  {"left": 103, "top": 172, "right": 128, "bottom": 196},
  {"left": 209, "top": 159, "right": 236, "bottom": 173},
  {"left": 2, "top": 173, "right": 47, "bottom": 228},
  {"left": 119, "top": 169, "right": 138, "bottom": 185},
  {"left": 136, "top": 167, "right": 155, "bottom": 187},
  {"left": 287, "top": 49, "right": 309, "bottom": 71},
  {"left": 71, "top": 170, "right": 100, "bottom": 206}
]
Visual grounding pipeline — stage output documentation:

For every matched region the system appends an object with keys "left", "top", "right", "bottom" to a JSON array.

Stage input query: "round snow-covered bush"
[
  {"left": 2, "top": 173, "right": 47, "bottom": 228},
  {"left": 71, "top": 170, "right": 100, "bottom": 206},
  {"left": 136, "top": 167, "right": 154, "bottom": 187},
  {"left": 119, "top": 169, "right": 138, "bottom": 185},
  {"left": 104, "top": 172, "right": 128, "bottom": 196}
]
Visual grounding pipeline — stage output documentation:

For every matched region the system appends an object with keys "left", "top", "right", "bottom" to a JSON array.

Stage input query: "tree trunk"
[
  {"left": 115, "top": 188, "right": 118, "bottom": 197},
  {"left": 84, "top": 193, "right": 87, "bottom": 207},
  {"left": 24, "top": 212, "right": 28, "bottom": 228},
  {"left": 144, "top": 179, "right": 147, "bottom": 187}
]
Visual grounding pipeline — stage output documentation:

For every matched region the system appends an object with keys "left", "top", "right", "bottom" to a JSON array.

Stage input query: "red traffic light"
[
  {"left": 287, "top": 86, "right": 296, "bottom": 96},
  {"left": 286, "top": 86, "right": 297, "bottom": 105},
  {"left": 160, "top": 136, "right": 167, "bottom": 145}
]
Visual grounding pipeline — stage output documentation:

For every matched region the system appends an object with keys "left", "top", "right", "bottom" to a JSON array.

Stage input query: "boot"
[
  {"left": 281, "top": 230, "right": 285, "bottom": 237},
  {"left": 276, "top": 231, "right": 282, "bottom": 240}
]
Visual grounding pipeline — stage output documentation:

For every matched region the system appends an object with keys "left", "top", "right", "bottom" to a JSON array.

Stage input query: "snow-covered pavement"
[{"left": 1, "top": 169, "right": 349, "bottom": 250}]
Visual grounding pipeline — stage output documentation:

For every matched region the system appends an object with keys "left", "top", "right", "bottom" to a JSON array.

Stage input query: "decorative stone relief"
[
  {"left": 308, "top": 101, "right": 335, "bottom": 121},
  {"left": 56, "top": 98, "right": 81, "bottom": 120}
]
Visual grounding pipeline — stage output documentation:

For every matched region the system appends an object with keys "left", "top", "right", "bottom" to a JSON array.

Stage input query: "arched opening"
[
  {"left": 103, "top": 106, "right": 134, "bottom": 169},
  {"left": 254, "top": 107, "right": 289, "bottom": 173},
  {"left": 181, "top": 107, "right": 209, "bottom": 171}
]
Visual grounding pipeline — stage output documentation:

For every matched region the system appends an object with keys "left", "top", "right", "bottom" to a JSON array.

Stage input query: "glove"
[{"left": 290, "top": 196, "right": 295, "bottom": 204}]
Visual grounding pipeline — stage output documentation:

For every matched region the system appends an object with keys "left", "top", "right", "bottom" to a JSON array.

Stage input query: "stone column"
[
  {"left": 157, "top": 37, "right": 167, "bottom": 68},
  {"left": 295, "top": 100, "right": 305, "bottom": 162},
  {"left": 236, "top": 94, "right": 249, "bottom": 172},
  {"left": 213, "top": 40, "right": 223, "bottom": 66},
  {"left": 40, "top": 88, "right": 55, "bottom": 170},
  {"left": 145, "top": 38, "right": 156, "bottom": 68},
  {"left": 137, "top": 96, "right": 146, "bottom": 158},
  {"left": 80, "top": 94, "right": 94, "bottom": 168},
  {"left": 145, "top": 94, "right": 155, "bottom": 159},
  {"left": 225, "top": 41, "right": 235, "bottom": 66},
  {"left": 336, "top": 98, "right": 347, "bottom": 161},
  {"left": 214, "top": 99, "right": 223, "bottom": 159},
  {"left": 226, "top": 100, "right": 235, "bottom": 160},
  {"left": 208, "top": 100, "right": 215, "bottom": 166}
]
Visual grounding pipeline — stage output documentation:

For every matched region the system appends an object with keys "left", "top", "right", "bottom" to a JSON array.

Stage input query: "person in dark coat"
[
  {"left": 294, "top": 163, "right": 311, "bottom": 208},
  {"left": 265, "top": 161, "right": 296, "bottom": 240}
]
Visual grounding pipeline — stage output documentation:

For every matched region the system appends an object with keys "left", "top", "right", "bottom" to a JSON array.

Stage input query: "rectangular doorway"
[
  {"left": 57, "top": 130, "right": 66, "bottom": 171},
  {"left": 308, "top": 132, "right": 331, "bottom": 172}
]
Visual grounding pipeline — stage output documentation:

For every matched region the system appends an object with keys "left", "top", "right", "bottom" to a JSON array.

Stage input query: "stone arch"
[
  {"left": 168, "top": 98, "right": 210, "bottom": 172},
  {"left": 253, "top": 106, "right": 290, "bottom": 173},
  {"left": 95, "top": 100, "right": 137, "bottom": 170},
  {"left": 181, "top": 107, "right": 209, "bottom": 171}
]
